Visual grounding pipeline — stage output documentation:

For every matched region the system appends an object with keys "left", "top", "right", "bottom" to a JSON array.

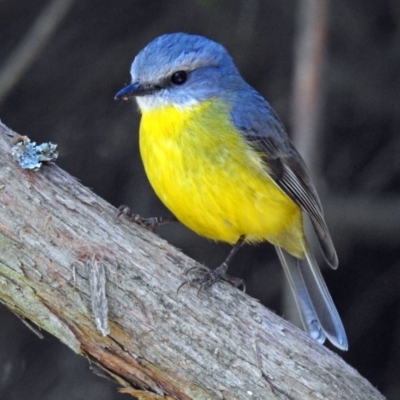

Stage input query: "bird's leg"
[
  {"left": 178, "top": 235, "right": 246, "bottom": 294},
  {"left": 116, "top": 205, "right": 177, "bottom": 233}
]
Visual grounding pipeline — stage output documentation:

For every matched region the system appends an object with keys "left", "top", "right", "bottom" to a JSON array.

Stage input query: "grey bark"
[{"left": 0, "top": 123, "right": 384, "bottom": 399}]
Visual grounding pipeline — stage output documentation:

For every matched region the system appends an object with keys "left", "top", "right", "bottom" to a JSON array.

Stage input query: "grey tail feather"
[
  {"left": 310, "top": 216, "right": 339, "bottom": 269},
  {"left": 275, "top": 244, "right": 348, "bottom": 350}
]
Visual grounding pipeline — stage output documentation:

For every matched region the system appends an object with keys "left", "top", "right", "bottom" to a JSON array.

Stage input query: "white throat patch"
[{"left": 135, "top": 95, "right": 200, "bottom": 112}]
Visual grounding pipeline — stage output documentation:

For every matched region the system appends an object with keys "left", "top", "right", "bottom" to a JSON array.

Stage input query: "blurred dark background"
[{"left": 0, "top": 0, "right": 399, "bottom": 399}]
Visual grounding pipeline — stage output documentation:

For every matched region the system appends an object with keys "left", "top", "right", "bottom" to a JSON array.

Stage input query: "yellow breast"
[{"left": 139, "top": 99, "right": 304, "bottom": 257}]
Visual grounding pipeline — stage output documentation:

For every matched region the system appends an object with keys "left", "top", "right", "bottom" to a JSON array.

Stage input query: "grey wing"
[{"left": 230, "top": 89, "right": 338, "bottom": 268}]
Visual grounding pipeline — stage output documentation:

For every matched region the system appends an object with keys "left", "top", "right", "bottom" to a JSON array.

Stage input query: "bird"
[{"left": 115, "top": 32, "right": 348, "bottom": 350}]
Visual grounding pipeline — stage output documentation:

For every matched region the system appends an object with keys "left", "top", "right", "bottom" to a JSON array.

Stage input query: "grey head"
[{"left": 115, "top": 33, "right": 246, "bottom": 110}]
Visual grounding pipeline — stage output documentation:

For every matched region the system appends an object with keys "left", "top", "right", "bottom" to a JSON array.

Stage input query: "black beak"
[{"left": 115, "top": 82, "right": 149, "bottom": 100}]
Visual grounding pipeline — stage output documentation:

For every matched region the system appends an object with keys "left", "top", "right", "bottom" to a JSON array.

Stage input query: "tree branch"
[
  {"left": 291, "top": 0, "right": 329, "bottom": 174},
  {"left": 0, "top": 122, "right": 383, "bottom": 399}
]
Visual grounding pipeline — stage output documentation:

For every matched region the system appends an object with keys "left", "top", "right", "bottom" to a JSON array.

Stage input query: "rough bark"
[{"left": 0, "top": 123, "right": 383, "bottom": 400}]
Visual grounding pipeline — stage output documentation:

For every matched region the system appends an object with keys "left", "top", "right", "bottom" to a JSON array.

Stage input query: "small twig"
[{"left": 0, "top": 0, "right": 75, "bottom": 104}]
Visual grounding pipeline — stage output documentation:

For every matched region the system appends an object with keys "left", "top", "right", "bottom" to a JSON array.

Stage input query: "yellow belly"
[{"left": 139, "top": 100, "right": 305, "bottom": 257}]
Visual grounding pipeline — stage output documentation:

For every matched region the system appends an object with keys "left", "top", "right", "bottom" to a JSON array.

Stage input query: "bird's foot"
[
  {"left": 116, "top": 205, "right": 176, "bottom": 232},
  {"left": 177, "top": 263, "right": 245, "bottom": 295}
]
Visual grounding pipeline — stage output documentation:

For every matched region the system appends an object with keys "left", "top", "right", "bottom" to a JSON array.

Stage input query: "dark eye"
[{"left": 171, "top": 71, "right": 187, "bottom": 85}]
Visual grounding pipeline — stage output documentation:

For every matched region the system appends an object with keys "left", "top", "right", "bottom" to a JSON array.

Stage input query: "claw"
[
  {"left": 177, "top": 262, "right": 245, "bottom": 294},
  {"left": 182, "top": 265, "right": 210, "bottom": 276},
  {"left": 116, "top": 205, "right": 133, "bottom": 221},
  {"left": 116, "top": 205, "right": 177, "bottom": 232}
]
